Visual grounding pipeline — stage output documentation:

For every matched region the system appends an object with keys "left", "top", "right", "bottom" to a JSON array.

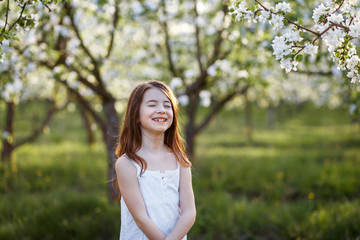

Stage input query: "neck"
[{"left": 140, "top": 129, "right": 166, "bottom": 153}]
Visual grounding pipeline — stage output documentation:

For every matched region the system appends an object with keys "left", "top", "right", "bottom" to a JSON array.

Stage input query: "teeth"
[{"left": 154, "top": 118, "right": 166, "bottom": 122}]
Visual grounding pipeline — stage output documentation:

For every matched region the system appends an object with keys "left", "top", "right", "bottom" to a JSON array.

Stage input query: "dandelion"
[
  {"left": 276, "top": 171, "right": 284, "bottom": 179},
  {"left": 11, "top": 164, "right": 18, "bottom": 173},
  {"left": 308, "top": 192, "right": 315, "bottom": 199},
  {"left": 36, "top": 170, "right": 43, "bottom": 177},
  {"left": 45, "top": 176, "right": 52, "bottom": 183}
]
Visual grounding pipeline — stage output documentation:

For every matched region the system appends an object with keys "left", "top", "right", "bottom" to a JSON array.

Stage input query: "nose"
[{"left": 157, "top": 105, "right": 166, "bottom": 114}]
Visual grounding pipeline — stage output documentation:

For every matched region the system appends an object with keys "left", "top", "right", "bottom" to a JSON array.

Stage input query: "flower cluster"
[{"left": 229, "top": 0, "right": 360, "bottom": 84}]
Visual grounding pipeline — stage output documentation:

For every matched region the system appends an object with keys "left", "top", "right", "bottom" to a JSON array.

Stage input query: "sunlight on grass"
[{"left": 1, "top": 103, "right": 360, "bottom": 239}]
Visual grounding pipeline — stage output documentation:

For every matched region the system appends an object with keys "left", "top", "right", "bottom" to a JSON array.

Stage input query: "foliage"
[{"left": 1, "top": 101, "right": 360, "bottom": 239}]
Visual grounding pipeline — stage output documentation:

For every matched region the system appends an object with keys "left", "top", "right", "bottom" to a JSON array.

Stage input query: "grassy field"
[{"left": 1, "top": 101, "right": 360, "bottom": 240}]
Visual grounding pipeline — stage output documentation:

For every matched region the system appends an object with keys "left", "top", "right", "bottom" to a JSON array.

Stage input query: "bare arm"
[
  {"left": 165, "top": 166, "right": 196, "bottom": 240},
  {"left": 115, "top": 156, "right": 166, "bottom": 240}
]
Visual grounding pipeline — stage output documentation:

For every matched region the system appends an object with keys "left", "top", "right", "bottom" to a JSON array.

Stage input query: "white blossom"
[
  {"left": 0, "top": 53, "right": 5, "bottom": 63},
  {"left": 228, "top": 0, "right": 360, "bottom": 84},
  {"left": 275, "top": 2, "right": 291, "bottom": 13},
  {"left": 258, "top": 10, "right": 270, "bottom": 23},
  {"left": 346, "top": 55, "right": 360, "bottom": 70},
  {"left": 207, "top": 65, "right": 217, "bottom": 77},
  {"left": 145, "top": 0, "right": 160, "bottom": 11},
  {"left": 272, "top": 36, "right": 292, "bottom": 60},
  {"left": 349, "top": 18, "right": 360, "bottom": 38},
  {"left": 131, "top": 1, "right": 144, "bottom": 15},
  {"left": 349, "top": 104, "right": 357, "bottom": 115},
  {"left": 280, "top": 58, "right": 299, "bottom": 73},
  {"left": 269, "top": 14, "right": 284, "bottom": 31},
  {"left": 304, "top": 44, "right": 318, "bottom": 57},
  {"left": 169, "top": 77, "right": 183, "bottom": 90},
  {"left": 284, "top": 29, "right": 303, "bottom": 42},
  {"left": 2, "top": 131, "right": 10, "bottom": 140},
  {"left": 237, "top": 70, "right": 249, "bottom": 78},
  {"left": 327, "top": 13, "right": 344, "bottom": 24},
  {"left": 200, "top": 90, "right": 211, "bottom": 107},
  {"left": 177, "top": 95, "right": 189, "bottom": 106},
  {"left": 312, "top": 3, "right": 329, "bottom": 23},
  {"left": 218, "top": 60, "right": 232, "bottom": 74}
]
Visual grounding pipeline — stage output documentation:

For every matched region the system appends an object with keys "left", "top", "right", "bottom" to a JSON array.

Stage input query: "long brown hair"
[{"left": 115, "top": 80, "right": 191, "bottom": 176}]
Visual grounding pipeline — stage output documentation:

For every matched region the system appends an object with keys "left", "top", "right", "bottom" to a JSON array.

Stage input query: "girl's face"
[{"left": 139, "top": 87, "right": 174, "bottom": 135}]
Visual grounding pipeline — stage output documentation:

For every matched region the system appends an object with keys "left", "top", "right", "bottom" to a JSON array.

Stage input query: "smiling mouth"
[{"left": 153, "top": 118, "right": 167, "bottom": 122}]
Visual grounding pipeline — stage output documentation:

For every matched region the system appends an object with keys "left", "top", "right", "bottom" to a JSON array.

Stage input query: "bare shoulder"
[
  {"left": 115, "top": 155, "right": 136, "bottom": 176},
  {"left": 180, "top": 165, "right": 192, "bottom": 177}
]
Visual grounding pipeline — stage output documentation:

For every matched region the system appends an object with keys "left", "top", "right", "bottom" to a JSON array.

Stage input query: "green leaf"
[
  {"left": 295, "top": 54, "right": 303, "bottom": 62},
  {"left": 249, "top": 4, "right": 256, "bottom": 12},
  {"left": 297, "top": 18, "right": 303, "bottom": 25},
  {"left": 19, "top": 19, "right": 26, "bottom": 27},
  {"left": 286, "top": 54, "right": 295, "bottom": 59},
  {"left": 26, "top": 20, "right": 35, "bottom": 28},
  {"left": 283, "top": 19, "right": 289, "bottom": 26},
  {"left": 236, "top": 0, "right": 242, "bottom": 8}
]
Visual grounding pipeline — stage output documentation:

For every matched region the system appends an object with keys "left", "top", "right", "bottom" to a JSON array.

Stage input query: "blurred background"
[{"left": 1, "top": 0, "right": 360, "bottom": 239}]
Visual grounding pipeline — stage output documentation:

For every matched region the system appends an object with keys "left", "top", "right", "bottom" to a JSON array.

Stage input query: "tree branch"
[
  {"left": 255, "top": 0, "right": 320, "bottom": 36},
  {"left": 207, "top": 4, "right": 228, "bottom": 67},
  {"left": 14, "top": 101, "right": 69, "bottom": 149},
  {"left": 331, "top": 0, "right": 345, "bottom": 15},
  {"left": 66, "top": 64, "right": 104, "bottom": 96},
  {"left": 105, "top": 0, "right": 120, "bottom": 59},
  {"left": 65, "top": 4, "right": 114, "bottom": 102},
  {"left": 194, "top": 84, "right": 248, "bottom": 135},
  {"left": 1, "top": 1, "right": 28, "bottom": 44},
  {"left": 193, "top": 0, "right": 204, "bottom": 73},
  {"left": 53, "top": 74, "right": 108, "bottom": 133},
  {"left": 186, "top": 3, "right": 228, "bottom": 96},
  {"left": 0, "top": 0, "right": 10, "bottom": 37},
  {"left": 8, "top": 2, "right": 27, "bottom": 32},
  {"left": 159, "top": 0, "right": 184, "bottom": 84}
]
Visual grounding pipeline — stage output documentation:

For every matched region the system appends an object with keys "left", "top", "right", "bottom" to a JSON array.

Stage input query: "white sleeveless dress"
[{"left": 120, "top": 160, "right": 187, "bottom": 240}]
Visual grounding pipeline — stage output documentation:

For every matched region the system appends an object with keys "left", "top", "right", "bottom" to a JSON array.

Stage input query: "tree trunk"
[
  {"left": 185, "top": 127, "right": 196, "bottom": 160},
  {"left": 185, "top": 93, "right": 199, "bottom": 160},
  {"left": 102, "top": 99, "right": 120, "bottom": 202},
  {"left": 267, "top": 105, "right": 275, "bottom": 129},
  {"left": 245, "top": 94, "right": 253, "bottom": 143},
  {"left": 1, "top": 101, "right": 14, "bottom": 162},
  {"left": 78, "top": 104, "right": 94, "bottom": 146}
]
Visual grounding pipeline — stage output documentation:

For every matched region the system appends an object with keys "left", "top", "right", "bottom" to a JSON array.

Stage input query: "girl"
[{"left": 115, "top": 80, "right": 196, "bottom": 240}]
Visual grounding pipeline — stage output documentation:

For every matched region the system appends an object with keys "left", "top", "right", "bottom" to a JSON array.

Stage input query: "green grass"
[{"left": 1, "top": 101, "right": 360, "bottom": 239}]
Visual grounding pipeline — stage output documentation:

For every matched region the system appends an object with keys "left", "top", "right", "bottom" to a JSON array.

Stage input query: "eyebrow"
[{"left": 146, "top": 100, "right": 171, "bottom": 104}]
